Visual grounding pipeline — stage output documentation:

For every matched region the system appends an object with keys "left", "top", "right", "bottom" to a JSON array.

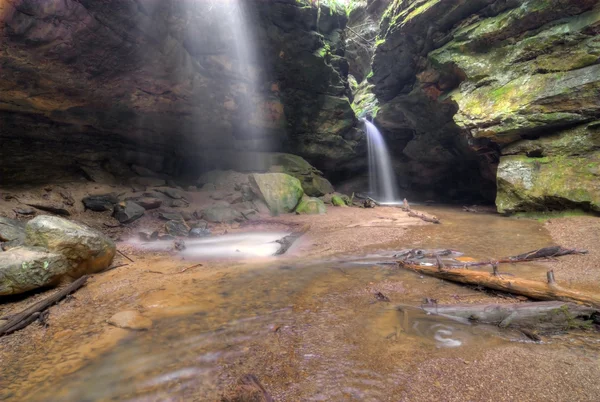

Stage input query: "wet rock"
[
  {"left": 249, "top": 173, "right": 304, "bottom": 216},
  {"left": 82, "top": 194, "right": 119, "bottom": 212},
  {"left": 295, "top": 197, "right": 327, "bottom": 215},
  {"left": 108, "top": 310, "right": 152, "bottom": 331},
  {"left": 126, "top": 197, "right": 162, "bottom": 210},
  {"left": 158, "top": 211, "right": 184, "bottom": 221},
  {"left": 189, "top": 227, "right": 211, "bottom": 238},
  {"left": 0, "top": 247, "right": 71, "bottom": 296},
  {"left": 201, "top": 205, "right": 245, "bottom": 223},
  {"left": 113, "top": 202, "right": 145, "bottom": 224},
  {"left": 190, "top": 220, "right": 208, "bottom": 230},
  {"left": 24, "top": 215, "right": 116, "bottom": 277},
  {"left": 25, "top": 202, "right": 70, "bottom": 216},
  {"left": 156, "top": 188, "right": 184, "bottom": 199},
  {"left": 0, "top": 217, "right": 26, "bottom": 243},
  {"left": 138, "top": 231, "right": 159, "bottom": 242},
  {"left": 13, "top": 207, "right": 35, "bottom": 215},
  {"left": 165, "top": 220, "right": 190, "bottom": 237}
]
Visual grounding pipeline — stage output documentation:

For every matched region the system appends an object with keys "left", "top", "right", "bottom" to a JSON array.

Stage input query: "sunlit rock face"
[
  {"left": 368, "top": 0, "right": 600, "bottom": 209},
  {"left": 0, "top": 0, "right": 360, "bottom": 184}
]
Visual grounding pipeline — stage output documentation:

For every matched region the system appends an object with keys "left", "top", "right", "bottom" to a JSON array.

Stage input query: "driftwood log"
[
  {"left": 397, "top": 261, "right": 600, "bottom": 309},
  {"left": 408, "top": 211, "right": 441, "bottom": 224},
  {"left": 416, "top": 301, "right": 598, "bottom": 330},
  {"left": 0, "top": 275, "right": 89, "bottom": 337},
  {"left": 274, "top": 225, "right": 309, "bottom": 256}
]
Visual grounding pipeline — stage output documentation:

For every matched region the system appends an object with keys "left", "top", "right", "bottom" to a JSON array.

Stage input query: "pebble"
[{"left": 108, "top": 310, "right": 153, "bottom": 331}]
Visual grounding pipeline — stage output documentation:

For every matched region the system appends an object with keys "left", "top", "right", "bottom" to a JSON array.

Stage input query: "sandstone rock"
[
  {"left": 190, "top": 221, "right": 208, "bottom": 230},
  {"left": 165, "top": 220, "right": 190, "bottom": 237},
  {"left": 156, "top": 188, "right": 184, "bottom": 200},
  {"left": 158, "top": 212, "right": 184, "bottom": 221},
  {"left": 82, "top": 194, "right": 119, "bottom": 212},
  {"left": 24, "top": 215, "right": 116, "bottom": 277},
  {"left": 108, "top": 310, "right": 152, "bottom": 331},
  {"left": 0, "top": 247, "right": 71, "bottom": 296},
  {"left": 295, "top": 197, "right": 327, "bottom": 215},
  {"left": 0, "top": 217, "right": 25, "bottom": 243},
  {"left": 79, "top": 164, "right": 116, "bottom": 184},
  {"left": 171, "top": 199, "right": 187, "bottom": 208},
  {"left": 113, "top": 202, "right": 145, "bottom": 224},
  {"left": 201, "top": 205, "right": 245, "bottom": 223},
  {"left": 13, "top": 207, "right": 35, "bottom": 215},
  {"left": 249, "top": 173, "right": 304, "bottom": 216},
  {"left": 126, "top": 197, "right": 162, "bottom": 210}
]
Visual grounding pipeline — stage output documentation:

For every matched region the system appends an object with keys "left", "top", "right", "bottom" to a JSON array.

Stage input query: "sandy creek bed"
[{"left": 1, "top": 206, "right": 599, "bottom": 401}]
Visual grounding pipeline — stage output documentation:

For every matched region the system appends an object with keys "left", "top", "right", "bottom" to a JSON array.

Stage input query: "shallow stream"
[{"left": 13, "top": 207, "right": 600, "bottom": 401}]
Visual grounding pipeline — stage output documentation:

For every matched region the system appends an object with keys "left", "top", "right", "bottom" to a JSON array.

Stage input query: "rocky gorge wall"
[
  {"left": 365, "top": 0, "right": 600, "bottom": 211},
  {"left": 0, "top": 0, "right": 361, "bottom": 185}
]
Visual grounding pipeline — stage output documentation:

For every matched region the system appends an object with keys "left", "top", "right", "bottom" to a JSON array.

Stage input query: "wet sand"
[{"left": 1, "top": 204, "right": 599, "bottom": 401}]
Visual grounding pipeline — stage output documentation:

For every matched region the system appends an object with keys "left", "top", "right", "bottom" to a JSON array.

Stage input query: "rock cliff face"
[
  {"left": 0, "top": 0, "right": 361, "bottom": 184},
  {"left": 368, "top": 0, "right": 600, "bottom": 210}
]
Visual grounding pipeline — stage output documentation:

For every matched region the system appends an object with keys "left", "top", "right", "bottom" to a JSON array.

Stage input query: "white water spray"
[{"left": 362, "top": 118, "right": 400, "bottom": 204}]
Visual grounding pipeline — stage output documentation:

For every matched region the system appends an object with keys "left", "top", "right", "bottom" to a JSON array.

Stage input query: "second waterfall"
[{"left": 362, "top": 118, "right": 400, "bottom": 204}]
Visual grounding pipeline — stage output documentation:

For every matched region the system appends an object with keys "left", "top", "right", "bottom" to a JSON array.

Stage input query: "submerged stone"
[{"left": 108, "top": 310, "right": 152, "bottom": 331}]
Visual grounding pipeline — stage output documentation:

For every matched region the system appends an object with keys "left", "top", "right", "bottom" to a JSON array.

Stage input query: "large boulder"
[
  {"left": 266, "top": 153, "right": 334, "bottom": 197},
  {"left": 295, "top": 197, "right": 327, "bottom": 215},
  {"left": 249, "top": 173, "right": 304, "bottom": 216},
  {"left": 0, "top": 247, "right": 71, "bottom": 296},
  {"left": 24, "top": 215, "right": 116, "bottom": 277}
]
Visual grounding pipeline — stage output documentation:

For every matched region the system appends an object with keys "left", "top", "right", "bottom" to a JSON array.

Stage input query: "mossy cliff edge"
[{"left": 369, "top": 0, "right": 600, "bottom": 212}]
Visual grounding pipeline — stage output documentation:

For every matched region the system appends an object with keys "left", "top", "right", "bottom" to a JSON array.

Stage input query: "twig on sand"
[
  {"left": 179, "top": 263, "right": 203, "bottom": 273},
  {"left": 0, "top": 275, "right": 89, "bottom": 337},
  {"left": 100, "top": 263, "right": 129, "bottom": 273},
  {"left": 117, "top": 249, "right": 134, "bottom": 262}
]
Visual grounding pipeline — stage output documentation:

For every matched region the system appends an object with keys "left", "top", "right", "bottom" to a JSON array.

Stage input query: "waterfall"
[{"left": 362, "top": 118, "right": 400, "bottom": 204}]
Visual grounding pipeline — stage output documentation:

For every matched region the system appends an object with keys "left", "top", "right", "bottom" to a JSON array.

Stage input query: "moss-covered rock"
[
  {"left": 266, "top": 153, "right": 334, "bottom": 197},
  {"left": 496, "top": 153, "right": 600, "bottom": 214},
  {"left": 331, "top": 195, "right": 348, "bottom": 207},
  {"left": 0, "top": 247, "right": 71, "bottom": 296},
  {"left": 249, "top": 173, "right": 304, "bottom": 216},
  {"left": 295, "top": 197, "right": 327, "bottom": 215}
]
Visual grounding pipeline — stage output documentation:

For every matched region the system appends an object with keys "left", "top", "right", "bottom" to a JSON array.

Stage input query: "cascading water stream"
[{"left": 362, "top": 118, "right": 400, "bottom": 204}]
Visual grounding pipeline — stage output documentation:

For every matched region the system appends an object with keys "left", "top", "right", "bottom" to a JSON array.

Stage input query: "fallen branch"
[
  {"left": 416, "top": 301, "right": 597, "bottom": 331},
  {"left": 100, "top": 263, "right": 129, "bottom": 273},
  {"left": 0, "top": 275, "right": 89, "bottom": 337},
  {"left": 179, "top": 263, "right": 203, "bottom": 273},
  {"left": 117, "top": 249, "right": 134, "bottom": 262},
  {"left": 408, "top": 210, "right": 441, "bottom": 224},
  {"left": 274, "top": 225, "right": 309, "bottom": 256},
  {"left": 397, "top": 261, "right": 600, "bottom": 309}
]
